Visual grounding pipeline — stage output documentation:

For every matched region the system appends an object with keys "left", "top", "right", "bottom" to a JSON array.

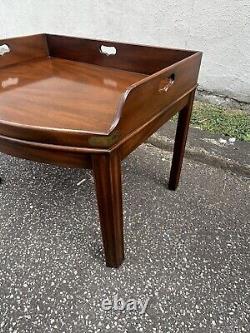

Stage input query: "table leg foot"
[{"left": 92, "top": 152, "right": 124, "bottom": 268}]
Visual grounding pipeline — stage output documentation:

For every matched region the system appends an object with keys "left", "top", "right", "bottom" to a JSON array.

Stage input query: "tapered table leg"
[
  {"left": 168, "top": 90, "right": 195, "bottom": 191},
  {"left": 92, "top": 152, "right": 124, "bottom": 268}
]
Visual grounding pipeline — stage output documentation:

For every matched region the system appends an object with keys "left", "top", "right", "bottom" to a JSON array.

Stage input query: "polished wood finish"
[
  {"left": 0, "top": 34, "right": 202, "bottom": 267},
  {"left": 168, "top": 90, "right": 196, "bottom": 190},
  {"left": 0, "top": 134, "right": 92, "bottom": 169},
  {"left": 117, "top": 53, "right": 201, "bottom": 139},
  {"left": 117, "top": 92, "right": 191, "bottom": 159},
  {"left": 0, "top": 57, "right": 145, "bottom": 145},
  {"left": 92, "top": 152, "right": 124, "bottom": 267},
  {"left": 47, "top": 34, "right": 195, "bottom": 75},
  {"left": 0, "top": 35, "right": 48, "bottom": 69}
]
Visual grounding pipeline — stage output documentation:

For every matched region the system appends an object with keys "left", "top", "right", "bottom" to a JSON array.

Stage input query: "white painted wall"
[{"left": 1, "top": 0, "right": 249, "bottom": 103}]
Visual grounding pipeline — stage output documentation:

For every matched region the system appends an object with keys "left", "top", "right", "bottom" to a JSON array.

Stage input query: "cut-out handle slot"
[
  {"left": 100, "top": 45, "right": 117, "bottom": 56},
  {"left": 159, "top": 74, "right": 175, "bottom": 93},
  {"left": 0, "top": 44, "right": 10, "bottom": 56}
]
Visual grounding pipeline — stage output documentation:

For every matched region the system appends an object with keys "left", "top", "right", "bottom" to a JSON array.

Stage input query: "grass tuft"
[{"left": 189, "top": 102, "right": 250, "bottom": 141}]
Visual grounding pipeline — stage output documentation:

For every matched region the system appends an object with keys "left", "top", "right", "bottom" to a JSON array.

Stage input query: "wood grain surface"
[{"left": 0, "top": 34, "right": 202, "bottom": 267}]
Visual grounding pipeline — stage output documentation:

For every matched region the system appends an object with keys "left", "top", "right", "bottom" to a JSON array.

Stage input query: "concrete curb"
[
  {"left": 196, "top": 89, "right": 250, "bottom": 112},
  {"left": 146, "top": 123, "right": 250, "bottom": 178}
]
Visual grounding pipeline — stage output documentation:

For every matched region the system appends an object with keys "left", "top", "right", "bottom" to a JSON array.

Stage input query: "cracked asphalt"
[{"left": 0, "top": 143, "right": 249, "bottom": 332}]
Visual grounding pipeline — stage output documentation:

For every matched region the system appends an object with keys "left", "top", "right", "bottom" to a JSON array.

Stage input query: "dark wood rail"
[{"left": 46, "top": 34, "right": 195, "bottom": 74}]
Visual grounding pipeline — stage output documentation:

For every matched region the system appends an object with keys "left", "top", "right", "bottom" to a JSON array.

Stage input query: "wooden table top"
[{"left": 0, "top": 57, "right": 145, "bottom": 135}]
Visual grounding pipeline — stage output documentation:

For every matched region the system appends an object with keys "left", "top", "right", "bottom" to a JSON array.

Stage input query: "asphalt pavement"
[{"left": 0, "top": 143, "right": 249, "bottom": 332}]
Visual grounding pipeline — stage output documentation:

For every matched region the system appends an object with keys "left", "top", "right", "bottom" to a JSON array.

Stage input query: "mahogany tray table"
[{"left": 0, "top": 34, "right": 202, "bottom": 268}]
